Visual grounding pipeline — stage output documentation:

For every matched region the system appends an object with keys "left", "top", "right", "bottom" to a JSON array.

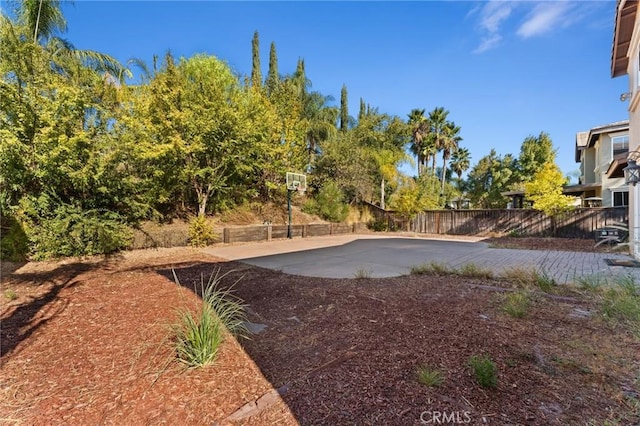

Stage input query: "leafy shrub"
[
  {"left": 468, "top": 354, "right": 498, "bottom": 388},
  {"left": 368, "top": 218, "right": 388, "bottom": 232},
  {"left": 188, "top": 215, "right": 217, "bottom": 247},
  {"left": 301, "top": 198, "right": 319, "bottom": 216},
  {"left": 347, "top": 205, "right": 372, "bottom": 224},
  {"left": 22, "top": 203, "right": 133, "bottom": 260},
  {"left": 0, "top": 216, "right": 29, "bottom": 261},
  {"left": 172, "top": 269, "right": 248, "bottom": 368},
  {"left": 315, "top": 182, "right": 349, "bottom": 223},
  {"left": 417, "top": 365, "right": 444, "bottom": 387}
]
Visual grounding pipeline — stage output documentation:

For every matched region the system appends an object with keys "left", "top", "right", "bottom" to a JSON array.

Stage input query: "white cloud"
[
  {"left": 478, "top": 1, "right": 515, "bottom": 33},
  {"left": 471, "top": 1, "right": 601, "bottom": 53},
  {"left": 472, "top": 1, "right": 516, "bottom": 54},
  {"left": 516, "top": 2, "right": 574, "bottom": 39},
  {"left": 473, "top": 34, "right": 502, "bottom": 54}
]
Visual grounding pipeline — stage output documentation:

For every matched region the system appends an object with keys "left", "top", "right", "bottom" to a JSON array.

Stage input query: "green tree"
[
  {"left": 466, "top": 150, "right": 517, "bottom": 208},
  {"left": 517, "top": 132, "right": 555, "bottom": 183},
  {"left": 314, "top": 181, "right": 349, "bottom": 222},
  {"left": 524, "top": 162, "right": 575, "bottom": 235},
  {"left": 389, "top": 179, "right": 434, "bottom": 219},
  {"left": 313, "top": 131, "right": 374, "bottom": 203},
  {"left": 340, "top": 84, "right": 348, "bottom": 132},
  {"left": 250, "top": 31, "right": 261, "bottom": 88},
  {"left": 179, "top": 54, "right": 275, "bottom": 215},
  {"left": 266, "top": 41, "right": 279, "bottom": 95},
  {"left": 354, "top": 109, "right": 409, "bottom": 208},
  {"left": 0, "top": 19, "right": 142, "bottom": 215}
]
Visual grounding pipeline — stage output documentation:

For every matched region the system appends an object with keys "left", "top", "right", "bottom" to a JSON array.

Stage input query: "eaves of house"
[{"left": 612, "top": 0, "right": 638, "bottom": 78}]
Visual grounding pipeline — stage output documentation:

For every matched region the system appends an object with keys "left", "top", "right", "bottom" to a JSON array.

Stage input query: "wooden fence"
[
  {"left": 221, "top": 223, "right": 362, "bottom": 243},
  {"left": 131, "top": 222, "right": 368, "bottom": 249},
  {"left": 366, "top": 202, "right": 627, "bottom": 239}
]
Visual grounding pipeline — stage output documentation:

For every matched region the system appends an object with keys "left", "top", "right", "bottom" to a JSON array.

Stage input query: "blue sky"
[{"left": 10, "top": 0, "right": 629, "bottom": 180}]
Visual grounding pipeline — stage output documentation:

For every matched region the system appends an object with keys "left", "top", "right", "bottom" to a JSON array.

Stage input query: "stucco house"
[
  {"left": 612, "top": 0, "right": 639, "bottom": 257},
  {"left": 572, "top": 120, "right": 629, "bottom": 207}
]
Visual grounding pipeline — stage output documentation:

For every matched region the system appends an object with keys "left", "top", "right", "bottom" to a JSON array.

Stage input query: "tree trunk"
[
  {"left": 195, "top": 182, "right": 211, "bottom": 217},
  {"left": 380, "top": 178, "right": 385, "bottom": 210},
  {"left": 441, "top": 157, "right": 448, "bottom": 194}
]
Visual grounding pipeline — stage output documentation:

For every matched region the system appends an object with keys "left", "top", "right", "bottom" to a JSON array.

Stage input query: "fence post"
[{"left": 223, "top": 228, "right": 230, "bottom": 244}]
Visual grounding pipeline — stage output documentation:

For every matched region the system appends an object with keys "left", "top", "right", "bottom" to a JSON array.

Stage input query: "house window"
[
  {"left": 612, "top": 135, "right": 629, "bottom": 156},
  {"left": 612, "top": 190, "right": 629, "bottom": 207}
]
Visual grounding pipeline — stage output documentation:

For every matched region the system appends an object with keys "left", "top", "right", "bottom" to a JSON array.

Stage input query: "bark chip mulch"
[{"left": 1, "top": 241, "right": 639, "bottom": 425}]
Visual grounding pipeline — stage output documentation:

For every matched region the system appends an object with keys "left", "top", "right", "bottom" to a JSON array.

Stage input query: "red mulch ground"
[{"left": 1, "top": 238, "right": 639, "bottom": 425}]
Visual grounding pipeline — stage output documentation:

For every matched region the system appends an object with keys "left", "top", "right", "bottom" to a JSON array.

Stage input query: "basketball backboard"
[{"left": 286, "top": 172, "right": 307, "bottom": 192}]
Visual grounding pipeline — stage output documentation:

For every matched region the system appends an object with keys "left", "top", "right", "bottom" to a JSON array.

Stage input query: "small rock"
[
  {"left": 243, "top": 322, "right": 268, "bottom": 334},
  {"left": 287, "top": 316, "right": 301, "bottom": 324},
  {"left": 479, "top": 314, "right": 490, "bottom": 320},
  {"left": 569, "top": 308, "right": 592, "bottom": 319}
]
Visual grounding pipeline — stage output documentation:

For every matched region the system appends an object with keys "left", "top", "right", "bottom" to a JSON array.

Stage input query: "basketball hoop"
[
  {"left": 286, "top": 172, "right": 307, "bottom": 192},
  {"left": 292, "top": 180, "right": 306, "bottom": 195},
  {"left": 286, "top": 172, "right": 307, "bottom": 238}
]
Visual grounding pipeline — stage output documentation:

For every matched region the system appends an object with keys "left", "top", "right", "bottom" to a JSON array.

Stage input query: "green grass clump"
[
  {"left": 575, "top": 274, "right": 607, "bottom": 292},
  {"left": 534, "top": 269, "right": 557, "bottom": 292},
  {"left": 500, "top": 267, "right": 556, "bottom": 292},
  {"left": 4, "top": 289, "right": 17, "bottom": 301},
  {"left": 601, "top": 275, "right": 640, "bottom": 330},
  {"left": 458, "top": 263, "right": 493, "bottom": 279},
  {"left": 417, "top": 365, "right": 444, "bottom": 387},
  {"left": 410, "top": 261, "right": 452, "bottom": 276},
  {"left": 501, "top": 291, "right": 531, "bottom": 318},
  {"left": 354, "top": 268, "right": 372, "bottom": 279},
  {"left": 468, "top": 354, "right": 498, "bottom": 388},
  {"left": 172, "top": 269, "right": 248, "bottom": 368},
  {"left": 500, "top": 267, "right": 537, "bottom": 288}
]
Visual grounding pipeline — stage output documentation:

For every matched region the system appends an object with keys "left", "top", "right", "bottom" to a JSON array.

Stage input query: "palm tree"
[
  {"left": 9, "top": 0, "right": 130, "bottom": 80},
  {"left": 426, "top": 107, "right": 449, "bottom": 176},
  {"left": 407, "top": 108, "right": 428, "bottom": 177},
  {"left": 303, "top": 91, "right": 338, "bottom": 169},
  {"left": 440, "top": 121, "right": 462, "bottom": 193},
  {"left": 14, "top": 0, "right": 66, "bottom": 42},
  {"left": 450, "top": 147, "right": 471, "bottom": 188}
]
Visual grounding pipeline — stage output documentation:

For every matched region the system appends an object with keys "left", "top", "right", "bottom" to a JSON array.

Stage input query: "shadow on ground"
[{"left": 1, "top": 258, "right": 120, "bottom": 358}]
